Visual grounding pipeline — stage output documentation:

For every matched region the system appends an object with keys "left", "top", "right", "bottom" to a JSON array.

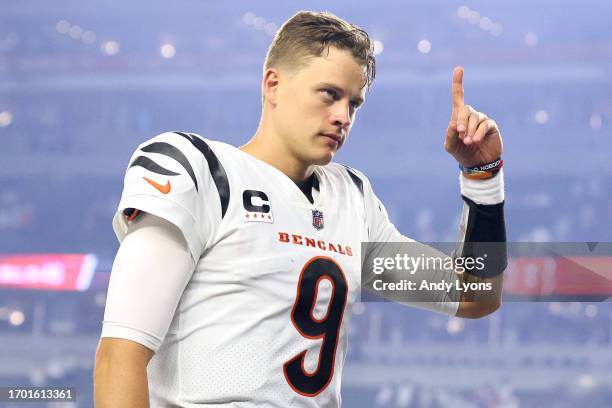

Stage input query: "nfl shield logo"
[{"left": 312, "top": 209, "right": 324, "bottom": 230}]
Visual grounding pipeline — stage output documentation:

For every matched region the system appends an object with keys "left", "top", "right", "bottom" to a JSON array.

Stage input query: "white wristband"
[{"left": 460, "top": 168, "right": 505, "bottom": 205}]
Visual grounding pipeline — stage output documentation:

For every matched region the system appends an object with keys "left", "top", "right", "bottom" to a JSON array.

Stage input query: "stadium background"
[{"left": 1, "top": 0, "right": 611, "bottom": 406}]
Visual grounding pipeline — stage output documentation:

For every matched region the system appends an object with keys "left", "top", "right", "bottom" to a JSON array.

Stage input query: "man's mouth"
[{"left": 319, "top": 133, "right": 342, "bottom": 146}]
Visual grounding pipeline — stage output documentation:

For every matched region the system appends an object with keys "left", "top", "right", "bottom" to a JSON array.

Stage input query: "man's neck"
[{"left": 240, "top": 132, "right": 314, "bottom": 182}]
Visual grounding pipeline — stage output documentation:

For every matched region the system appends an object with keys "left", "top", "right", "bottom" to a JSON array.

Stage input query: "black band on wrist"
[{"left": 459, "top": 195, "right": 507, "bottom": 278}]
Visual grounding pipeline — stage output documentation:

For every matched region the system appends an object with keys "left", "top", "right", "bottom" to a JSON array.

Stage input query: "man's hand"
[{"left": 444, "top": 66, "right": 503, "bottom": 167}]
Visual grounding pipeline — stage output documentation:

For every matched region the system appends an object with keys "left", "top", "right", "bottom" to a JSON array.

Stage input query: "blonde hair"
[{"left": 264, "top": 11, "right": 376, "bottom": 89}]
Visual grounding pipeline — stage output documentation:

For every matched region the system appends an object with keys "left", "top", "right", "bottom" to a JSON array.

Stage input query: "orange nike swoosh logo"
[{"left": 143, "top": 176, "right": 171, "bottom": 194}]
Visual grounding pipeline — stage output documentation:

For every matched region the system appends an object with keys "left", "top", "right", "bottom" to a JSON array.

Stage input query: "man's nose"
[{"left": 330, "top": 101, "right": 351, "bottom": 130}]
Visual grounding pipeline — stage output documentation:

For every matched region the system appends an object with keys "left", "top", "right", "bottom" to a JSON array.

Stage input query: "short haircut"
[{"left": 264, "top": 11, "right": 376, "bottom": 89}]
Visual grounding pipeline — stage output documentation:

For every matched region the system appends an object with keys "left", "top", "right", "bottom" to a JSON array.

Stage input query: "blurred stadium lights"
[
  {"left": 242, "top": 11, "right": 277, "bottom": 37},
  {"left": 352, "top": 301, "right": 365, "bottom": 315},
  {"left": 535, "top": 109, "right": 549, "bottom": 124},
  {"left": 46, "top": 359, "right": 65, "bottom": 379},
  {"left": 548, "top": 302, "right": 562, "bottom": 315},
  {"left": 486, "top": 21, "right": 503, "bottom": 36},
  {"left": 479, "top": 17, "right": 493, "bottom": 31},
  {"left": 468, "top": 10, "right": 480, "bottom": 25},
  {"left": 29, "top": 368, "right": 45, "bottom": 387},
  {"left": 100, "top": 40, "right": 120, "bottom": 55},
  {"left": 446, "top": 317, "right": 464, "bottom": 335},
  {"left": 253, "top": 17, "right": 266, "bottom": 30},
  {"left": 375, "top": 385, "right": 393, "bottom": 405},
  {"left": 242, "top": 11, "right": 256, "bottom": 25},
  {"left": 578, "top": 374, "right": 596, "bottom": 389},
  {"left": 396, "top": 385, "right": 414, "bottom": 407},
  {"left": 373, "top": 39, "right": 384, "bottom": 56},
  {"left": 0, "top": 111, "right": 13, "bottom": 127},
  {"left": 457, "top": 5, "right": 470, "bottom": 19},
  {"left": 525, "top": 32, "right": 539, "bottom": 47},
  {"left": 56, "top": 20, "right": 97, "bottom": 46},
  {"left": 160, "top": 43, "right": 176, "bottom": 59},
  {"left": 590, "top": 114, "right": 602, "bottom": 130},
  {"left": 458, "top": 6, "right": 504, "bottom": 37},
  {"left": 68, "top": 25, "right": 83, "bottom": 40},
  {"left": 417, "top": 39, "right": 431, "bottom": 54},
  {"left": 55, "top": 20, "right": 70, "bottom": 34},
  {"left": 9, "top": 310, "right": 25, "bottom": 326},
  {"left": 264, "top": 22, "right": 278, "bottom": 36},
  {"left": 585, "top": 304, "right": 598, "bottom": 318}
]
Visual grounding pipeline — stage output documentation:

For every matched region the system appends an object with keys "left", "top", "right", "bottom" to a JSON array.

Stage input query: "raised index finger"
[{"left": 451, "top": 66, "right": 464, "bottom": 120}]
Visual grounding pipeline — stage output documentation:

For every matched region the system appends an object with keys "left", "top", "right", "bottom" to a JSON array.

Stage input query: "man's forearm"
[
  {"left": 94, "top": 351, "right": 151, "bottom": 407},
  {"left": 456, "top": 271, "right": 503, "bottom": 318},
  {"left": 455, "top": 170, "right": 506, "bottom": 318}
]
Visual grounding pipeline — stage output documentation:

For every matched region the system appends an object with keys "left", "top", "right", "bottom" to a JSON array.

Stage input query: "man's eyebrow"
[{"left": 317, "top": 82, "right": 365, "bottom": 106}]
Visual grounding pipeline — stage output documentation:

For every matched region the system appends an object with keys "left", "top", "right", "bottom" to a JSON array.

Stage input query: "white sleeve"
[
  {"left": 358, "top": 170, "right": 459, "bottom": 316},
  {"left": 101, "top": 213, "right": 195, "bottom": 352},
  {"left": 359, "top": 171, "right": 414, "bottom": 244},
  {"left": 112, "top": 132, "right": 222, "bottom": 263},
  {"left": 459, "top": 168, "right": 505, "bottom": 204}
]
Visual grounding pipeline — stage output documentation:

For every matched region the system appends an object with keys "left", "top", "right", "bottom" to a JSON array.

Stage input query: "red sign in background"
[
  {"left": 504, "top": 256, "right": 612, "bottom": 297},
  {"left": 0, "top": 254, "right": 98, "bottom": 291}
]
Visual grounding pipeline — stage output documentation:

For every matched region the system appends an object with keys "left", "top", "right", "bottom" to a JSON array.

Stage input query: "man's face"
[{"left": 271, "top": 46, "right": 367, "bottom": 167}]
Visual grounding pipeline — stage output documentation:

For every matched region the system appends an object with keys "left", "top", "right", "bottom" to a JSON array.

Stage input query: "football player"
[{"left": 94, "top": 11, "right": 505, "bottom": 407}]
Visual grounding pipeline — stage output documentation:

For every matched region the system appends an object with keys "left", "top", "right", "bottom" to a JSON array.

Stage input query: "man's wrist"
[
  {"left": 460, "top": 168, "right": 504, "bottom": 205},
  {"left": 459, "top": 158, "right": 503, "bottom": 180}
]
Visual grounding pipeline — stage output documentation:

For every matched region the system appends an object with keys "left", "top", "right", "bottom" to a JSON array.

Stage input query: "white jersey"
[{"left": 102, "top": 131, "right": 430, "bottom": 407}]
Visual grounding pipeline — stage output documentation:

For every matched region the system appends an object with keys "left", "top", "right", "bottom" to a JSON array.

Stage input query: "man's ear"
[{"left": 262, "top": 68, "right": 281, "bottom": 106}]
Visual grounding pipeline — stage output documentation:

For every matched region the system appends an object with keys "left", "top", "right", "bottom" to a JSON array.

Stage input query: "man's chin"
[
  {"left": 311, "top": 151, "right": 335, "bottom": 166},
  {"left": 298, "top": 144, "right": 338, "bottom": 166}
]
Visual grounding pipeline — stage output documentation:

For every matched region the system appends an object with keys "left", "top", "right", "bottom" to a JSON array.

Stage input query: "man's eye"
[{"left": 323, "top": 89, "right": 338, "bottom": 99}]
